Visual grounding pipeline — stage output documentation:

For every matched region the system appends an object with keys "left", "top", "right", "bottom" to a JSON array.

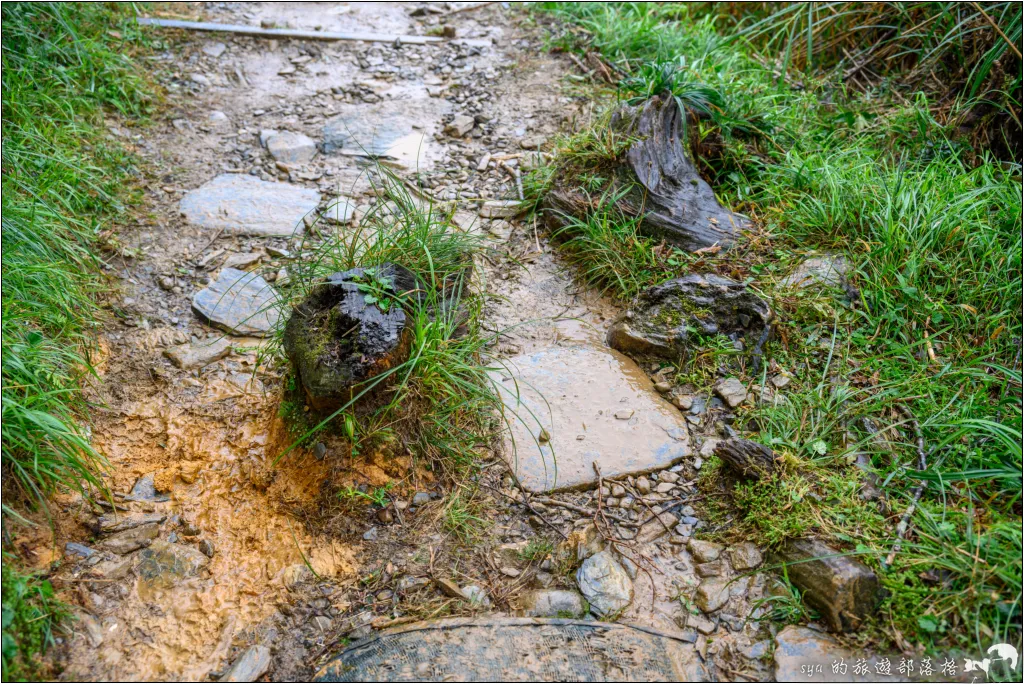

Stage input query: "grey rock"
[
  {"left": 479, "top": 200, "right": 524, "bottom": 219},
  {"left": 96, "top": 512, "right": 166, "bottom": 534},
  {"left": 412, "top": 492, "right": 432, "bottom": 506},
  {"left": 445, "top": 114, "right": 475, "bottom": 137},
  {"left": 179, "top": 174, "right": 319, "bottom": 237},
  {"left": 199, "top": 539, "right": 216, "bottom": 558},
  {"left": 728, "top": 542, "right": 763, "bottom": 571},
  {"left": 576, "top": 551, "right": 633, "bottom": 616},
  {"left": 265, "top": 131, "right": 317, "bottom": 164},
  {"left": 674, "top": 394, "right": 693, "bottom": 410},
  {"left": 362, "top": 527, "right": 379, "bottom": 541},
  {"left": 65, "top": 542, "right": 97, "bottom": 559},
  {"left": 275, "top": 268, "right": 291, "bottom": 287},
  {"left": 125, "top": 473, "right": 169, "bottom": 502},
  {"left": 491, "top": 346, "right": 690, "bottom": 493},
  {"left": 202, "top": 42, "right": 227, "bottom": 58},
  {"left": 695, "top": 560, "right": 724, "bottom": 577},
  {"left": 686, "top": 613, "right": 717, "bottom": 635},
  {"left": 688, "top": 538, "right": 723, "bottom": 563},
  {"left": 221, "top": 645, "right": 271, "bottom": 682},
  {"left": 259, "top": 129, "right": 280, "bottom": 146},
  {"left": 461, "top": 584, "right": 491, "bottom": 607},
  {"left": 522, "top": 589, "right": 588, "bottom": 618},
  {"left": 713, "top": 377, "right": 747, "bottom": 408},
  {"left": 771, "top": 538, "right": 881, "bottom": 633},
  {"left": 773, "top": 626, "right": 855, "bottom": 683},
  {"left": 87, "top": 556, "right": 134, "bottom": 580},
  {"left": 136, "top": 539, "right": 210, "bottom": 588},
  {"left": 192, "top": 268, "right": 281, "bottom": 337},
  {"left": 607, "top": 274, "right": 770, "bottom": 359},
  {"left": 781, "top": 255, "right": 849, "bottom": 290},
  {"left": 693, "top": 577, "right": 730, "bottom": 613},
  {"left": 163, "top": 337, "right": 233, "bottom": 370},
  {"left": 741, "top": 639, "right": 771, "bottom": 661},
  {"left": 635, "top": 477, "right": 651, "bottom": 494},
  {"left": 222, "top": 251, "right": 263, "bottom": 270},
  {"left": 323, "top": 197, "right": 357, "bottom": 224},
  {"left": 396, "top": 575, "right": 430, "bottom": 591}
]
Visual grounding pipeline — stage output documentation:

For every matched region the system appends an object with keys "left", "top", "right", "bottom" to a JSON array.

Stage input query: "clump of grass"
[
  {"left": 441, "top": 486, "right": 488, "bottom": 542},
  {"left": 272, "top": 168, "right": 508, "bottom": 480},
  {"left": 727, "top": 2, "right": 1023, "bottom": 160},
  {"left": 2, "top": 3, "right": 154, "bottom": 519},
  {"left": 535, "top": 1, "right": 1022, "bottom": 653},
  {"left": 1, "top": 561, "right": 69, "bottom": 680}
]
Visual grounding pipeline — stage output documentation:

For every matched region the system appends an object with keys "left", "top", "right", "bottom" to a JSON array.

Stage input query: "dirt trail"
[{"left": 43, "top": 3, "right": 777, "bottom": 681}]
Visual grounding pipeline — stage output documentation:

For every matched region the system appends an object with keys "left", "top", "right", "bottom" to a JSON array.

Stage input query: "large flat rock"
[
  {"left": 179, "top": 174, "right": 320, "bottom": 237},
  {"left": 322, "top": 97, "right": 447, "bottom": 170},
  {"left": 192, "top": 268, "right": 281, "bottom": 336},
  {"left": 492, "top": 346, "right": 690, "bottom": 492}
]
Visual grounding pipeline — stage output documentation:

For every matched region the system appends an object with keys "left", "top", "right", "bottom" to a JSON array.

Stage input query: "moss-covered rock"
[{"left": 607, "top": 273, "right": 771, "bottom": 360}]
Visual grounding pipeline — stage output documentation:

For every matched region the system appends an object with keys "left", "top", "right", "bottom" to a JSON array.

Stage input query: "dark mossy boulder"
[
  {"left": 283, "top": 264, "right": 418, "bottom": 410},
  {"left": 606, "top": 273, "right": 771, "bottom": 360}
]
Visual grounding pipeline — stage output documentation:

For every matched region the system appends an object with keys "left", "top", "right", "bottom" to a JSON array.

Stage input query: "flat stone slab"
[
  {"left": 192, "top": 268, "right": 281, "bottom": 337},
  {"left": 492, "top": 346, "right": 690, "bottom": 492},
  {"left": 322, "top": 97, "right": 448, "bottom": 170},
  {"left": 179, "top": 174, "right": 319, "bottom": 237}
]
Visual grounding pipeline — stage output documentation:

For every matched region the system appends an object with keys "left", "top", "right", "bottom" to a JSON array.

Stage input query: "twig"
[
  {"left": 567, "top": 52, "right": 592, "bottom": 78},
  {"left": 883, "top": 408, "right": 928, "bottom": 569},
  {"left": 447, "top": 1, "right": 498, "bottom": 15},
  {"left": 971, "top": 2, "right": 1023, "bottom": 60},
  {"left": 532, "top": 496, "right": 633, "bottom": 525}
]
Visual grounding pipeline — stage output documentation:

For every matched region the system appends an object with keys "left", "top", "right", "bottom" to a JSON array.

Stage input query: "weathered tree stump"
[
  {"left": 713, "top": 438, "right": 779, "bottom": 479},
  {"left": 283, "top": 264, "right": 418, "bottom": 410},
  {"left": 770, "top": 538, "right": 882, "bottom": 633},
  {"left": 546, "top": 94, "right": 748, "bottom": 252}
]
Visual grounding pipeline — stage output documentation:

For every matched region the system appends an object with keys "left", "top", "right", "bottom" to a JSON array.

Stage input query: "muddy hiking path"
[{"left": 34, "top": 3, "right": 822, "bottom": 682}]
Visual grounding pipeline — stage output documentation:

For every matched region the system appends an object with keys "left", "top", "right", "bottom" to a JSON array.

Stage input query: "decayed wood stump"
[
  {"left": 546, "top": 94, "right": 748, "bottom": 252},
  {"left": 283, "top": 264, "right": 418, "bottom": 410},
  {"left": 713, "top": 438, "right": 779, "bottom": 479}
]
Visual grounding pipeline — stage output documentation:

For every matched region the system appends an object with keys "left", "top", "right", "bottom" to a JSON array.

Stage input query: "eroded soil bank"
[{"left": 32, "top": 3, "right": 795, "bottom": 681}]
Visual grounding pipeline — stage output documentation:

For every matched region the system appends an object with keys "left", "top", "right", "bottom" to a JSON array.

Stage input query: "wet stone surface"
[
  {"left": 492, "top": 345, "right": 690, "bottom": 492},
  {"left": 192, "top": 268, "right": 281, "bottom": 337},
  {"left": 179, "top": 173, "right": 319, "bottom": 237}
]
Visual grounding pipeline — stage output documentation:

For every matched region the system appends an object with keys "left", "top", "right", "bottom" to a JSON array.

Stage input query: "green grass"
[
  {"left": 273, "top": 168, "right": 509, "bottom": 480},
  {"left": 533, "top": 1, "right": 1022, "bottom": 654},
  {"left": 2, "top": 4, "right": 156, "bottom": 676},
  {"left": 1, "top": 561, "right": 70, "bottom": 681},
  {"left": 2, "top": 3, "right": 154, "bottom": 519}
]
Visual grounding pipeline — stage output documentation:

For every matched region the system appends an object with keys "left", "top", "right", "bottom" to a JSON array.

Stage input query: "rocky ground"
[{"left": 34, "top": 3, "right": 866, "bottom": 681}]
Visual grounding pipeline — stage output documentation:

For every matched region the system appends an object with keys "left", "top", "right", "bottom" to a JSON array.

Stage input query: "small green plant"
[
  {"left": 1, "top": 563, "right": 69, "bottom": 680},
  {"left": 337, "top": 483, "right": 393, "bottom": 507},
  {"left": 441, "top": 487, "right": 487, "bottom": 542},
  {"left": 517, "top": 538, "right": 554, "bottom": 562},
  {"left": 353, "top": 267, "right": 400, "bottom": 313}
]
